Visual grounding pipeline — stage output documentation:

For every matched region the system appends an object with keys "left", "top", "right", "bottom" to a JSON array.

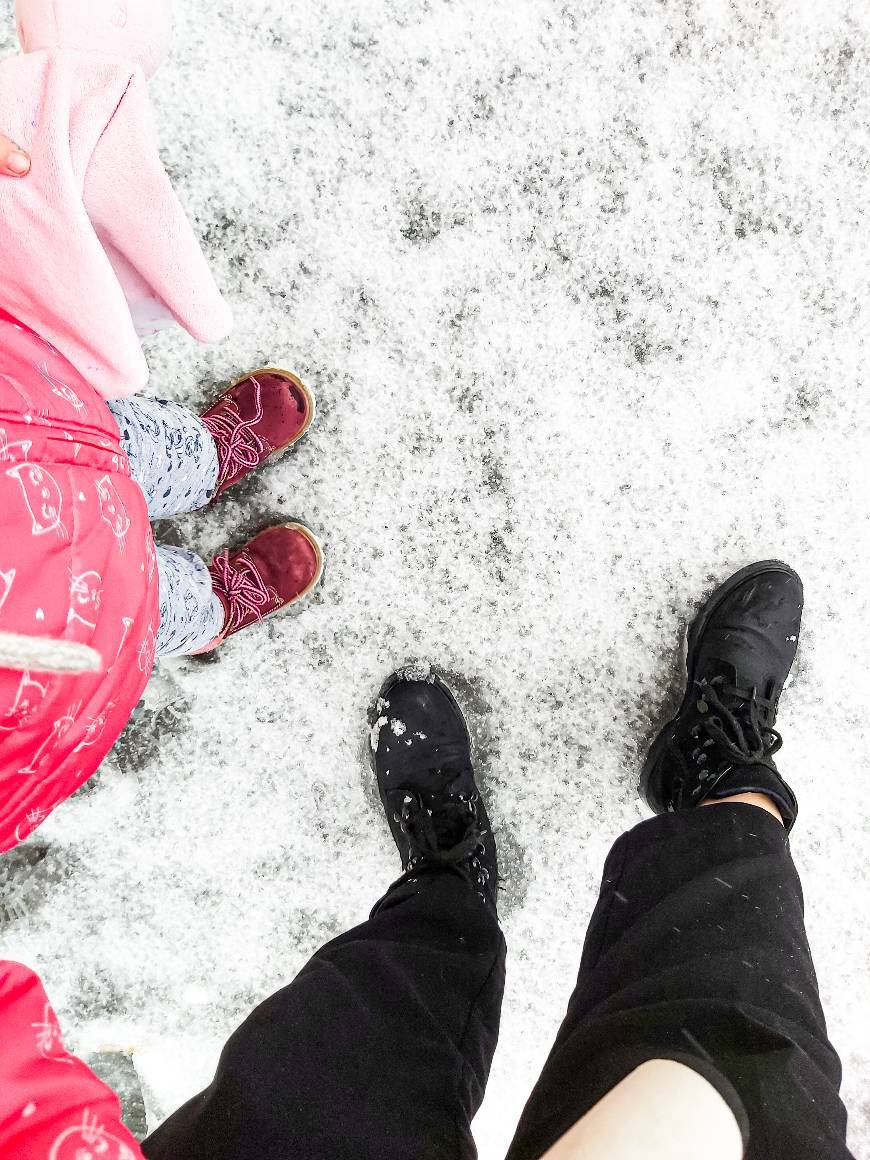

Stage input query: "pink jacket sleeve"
[
  {"left": 0, "top": 961, "right": 144, "bottom": 1160},
  {"left": 84, "top": 70, "right": 233, "bottom": 348}
]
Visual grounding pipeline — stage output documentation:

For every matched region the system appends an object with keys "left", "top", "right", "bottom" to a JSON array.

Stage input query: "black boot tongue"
[
  {"left": 696, "top": 674, "right": 773, "bottom": 739},
  {"left": 697, "top": 664, "right": 745, "bottom": 709},
  {"left": 699, "top": 689, "right": 742, "bottom": 713},
  {"left": 692, "top": 678, "right": 797, "bottom": 830},
  {"left": 430, "top": 779, "right": 475, "bottom": 849},
  {"left": 433, "top": 810, "right": 467, "bottom": 849}
]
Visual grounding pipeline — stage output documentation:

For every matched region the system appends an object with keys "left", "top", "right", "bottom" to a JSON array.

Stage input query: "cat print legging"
[{"left": 107, "top": 396, "right": 225, "bottom": 657}]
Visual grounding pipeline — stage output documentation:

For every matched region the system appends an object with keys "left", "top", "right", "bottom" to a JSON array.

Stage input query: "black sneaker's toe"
[
  {"left": 689, "top": 560, "right": 804, "bottom": 700},
  {"left": 372, "top": 672, "right": 470, "bottom": 780}
]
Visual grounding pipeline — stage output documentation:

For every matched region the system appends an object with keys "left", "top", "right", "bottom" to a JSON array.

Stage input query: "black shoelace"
[
  {"left": 668, "top": 676, "right": 783, "bottom": 809},
  {"left": 390, "top": 786, "right": 491, "bottom": 892},
  {"left": 690, "top": 675, "right": 783, "bottom": 767}
]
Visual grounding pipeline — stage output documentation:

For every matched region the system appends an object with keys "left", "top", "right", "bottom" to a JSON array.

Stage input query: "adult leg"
[
  {"left": 508, "top": 562, "right": 853, "bottom": 1160},
  {"left": 142, "top": 673, "right": 505, "bottom": 1160},
  {"left": 507, "top": 805, "right": 850, "bottom": 1160},
  {"left": 537, "top": 1059, "right": 743, "bottom": 1160}
]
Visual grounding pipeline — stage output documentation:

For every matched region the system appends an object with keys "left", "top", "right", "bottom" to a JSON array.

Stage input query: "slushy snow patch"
[
  {"left": 370, "top": 717, "right": 388, "bottom": 752},
  {"left": 396, "top": 661, "right": 436, "bottom": 683}
]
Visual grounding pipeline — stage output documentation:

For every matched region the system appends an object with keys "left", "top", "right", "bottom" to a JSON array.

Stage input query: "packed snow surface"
[{"left": 2, "top": 0, "right": 870, "bottom": 1155}]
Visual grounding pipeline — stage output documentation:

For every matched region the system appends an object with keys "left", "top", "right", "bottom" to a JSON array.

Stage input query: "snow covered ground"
[{"left": 2, "top": 0, "right": 870, "bottom": 1155}]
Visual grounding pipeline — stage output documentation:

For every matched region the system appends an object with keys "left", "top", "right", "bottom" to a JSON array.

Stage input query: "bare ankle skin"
[
  {"left": 540, "top": 1060, "right": 743, "bottom": 1160},
  {"left": 699, "top": 792, "right": 784, "bottom": 826}
]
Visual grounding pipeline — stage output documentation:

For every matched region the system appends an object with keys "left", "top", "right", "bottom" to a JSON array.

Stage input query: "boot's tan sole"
[{"left": 276, "top": 521, "right": 325, "bottom": 609}]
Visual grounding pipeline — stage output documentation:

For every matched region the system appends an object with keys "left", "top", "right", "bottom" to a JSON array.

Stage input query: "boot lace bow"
[
  {"left": 203, "top": 379, "right": 266, "bottom": 489},
  {"left": 669, "top": 676, "right": 783, "bottom": 809},
  {"left": 211, "top": 550, "right": 277, "bottom": 633},
  {"left": 390, "top": 783, "right": 490, "bottom": 890},
  {"left": 690, "top": 675, "right": 782, "bottom": 767}
]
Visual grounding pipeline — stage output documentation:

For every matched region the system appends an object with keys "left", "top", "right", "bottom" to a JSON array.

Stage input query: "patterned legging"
[{"left": 107, "top": 397, "right": 225, "bottom": 657}]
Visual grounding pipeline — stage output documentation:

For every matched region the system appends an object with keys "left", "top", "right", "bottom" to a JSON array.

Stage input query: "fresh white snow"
[{"left": 2, "top": 0, "right": 870, "bottom": 1156}]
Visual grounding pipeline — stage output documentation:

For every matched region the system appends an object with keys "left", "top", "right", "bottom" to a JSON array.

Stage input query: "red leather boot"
[
  {"left": 206, "top": 524, "right": 324, "bottom": 644},
  {"left": 201, "top": 368, "right": 315, "bottom": 500}
]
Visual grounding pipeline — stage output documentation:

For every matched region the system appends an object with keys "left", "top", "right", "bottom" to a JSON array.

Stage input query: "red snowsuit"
[
  {"left": 0, "top": 306, "right": 158, "bottom": 851},
  {"left": 0, "top": 960, "right": 145, "bottom": 1159},
  {"left": 0, "top": 315, "right": 156, "bottom": 1154}
]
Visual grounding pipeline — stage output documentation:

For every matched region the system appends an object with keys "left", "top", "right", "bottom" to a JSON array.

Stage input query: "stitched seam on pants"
[
  {"left": 452, "top": 930, "right": 506, "bottom": 1160},
  {"left": 586, "top": 833, "right": 630, "bottom": 968}
]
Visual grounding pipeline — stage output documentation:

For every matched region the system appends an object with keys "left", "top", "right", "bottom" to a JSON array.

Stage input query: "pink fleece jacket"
[{"left": 0, "top": 0, "right": 233, "bottom": 399}]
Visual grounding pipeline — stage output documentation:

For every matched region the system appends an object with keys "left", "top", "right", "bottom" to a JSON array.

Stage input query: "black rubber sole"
[{"left": 638, "top": 559, "right": 802, "bottom": 812}]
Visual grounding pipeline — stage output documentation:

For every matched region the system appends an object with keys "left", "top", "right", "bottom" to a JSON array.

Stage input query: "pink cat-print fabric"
[
  {"left": 0, "top": 307, "right": 158, "bottom": 852},
  {"left": 0, "top": 960, "right": 144, "bottom": 1159}
]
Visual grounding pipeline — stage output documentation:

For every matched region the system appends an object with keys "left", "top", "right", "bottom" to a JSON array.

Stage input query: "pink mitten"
[
  {"left": 0, "top": 0, "right": 232, "bottom": 399},
  {"left": 84, "top": 67, "right": 235, "bottom": 350}
]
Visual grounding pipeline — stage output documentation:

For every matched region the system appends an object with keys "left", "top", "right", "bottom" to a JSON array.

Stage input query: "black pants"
[{"left": 142, "top": 806, "right": 853, "bottom": 1160}]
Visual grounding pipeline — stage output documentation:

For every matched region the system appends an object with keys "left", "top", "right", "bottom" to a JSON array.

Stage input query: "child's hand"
[{"left": 0, "top": 133, "right": 30, "bottom": 176}]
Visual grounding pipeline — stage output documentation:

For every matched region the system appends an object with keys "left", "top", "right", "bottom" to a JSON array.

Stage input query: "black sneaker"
[
  {"left": 640, "top": 561, "right": 802, "bottom": 830},
  {"left": 370, "top": 669, "right": 498, "bottom": 908}
]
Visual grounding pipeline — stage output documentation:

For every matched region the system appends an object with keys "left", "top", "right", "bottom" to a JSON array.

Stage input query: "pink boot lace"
[
  {"left": 210, "top": 549, "right": 279, "bottom": 635},
  {"left": 202, "top": 377, "right": 267, "bottom": 491}
]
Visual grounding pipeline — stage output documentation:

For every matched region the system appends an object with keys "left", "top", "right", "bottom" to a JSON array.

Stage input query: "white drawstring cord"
[{"left": 0, "top": 632, "right": 103, "bottom": 674}]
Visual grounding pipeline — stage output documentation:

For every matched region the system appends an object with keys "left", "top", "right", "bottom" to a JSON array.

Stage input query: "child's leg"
[
  {"left": 156, "top": 546, "right": 223, "bottom": 657},
  {"left": 108, "top": 396, "right": 219, "bottom": 519}
]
